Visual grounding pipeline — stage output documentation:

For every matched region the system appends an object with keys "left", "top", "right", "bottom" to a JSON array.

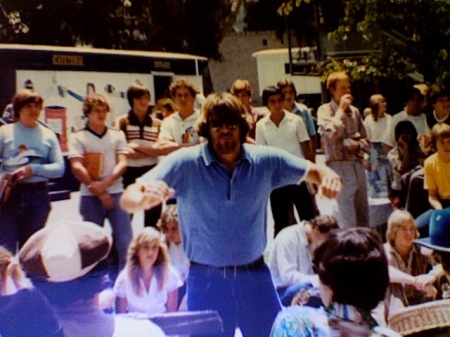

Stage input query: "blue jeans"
[
  {"left": 79, "top": 193, "right": 132, "bottom": 271},
  {"left": 187, "top": 258, "right": 282, "bottom": 337},
  {"left": 0, "top": 184, "right": 51, "bottom": 252},
  {"left": 416, "top": 202, "right": 450, "bottom": 238},
  {"left": 277, "top": 282, "right": 323, "bottom": 308}
]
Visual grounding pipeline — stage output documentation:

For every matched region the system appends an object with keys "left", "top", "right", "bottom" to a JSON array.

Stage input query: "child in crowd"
[
  {"left": 384, "top": 210, "right": 438, "bottom": 307},
  {"left": 157, "top": 205, "right": 189, "bottom": 309},
  {"left": 415, "top": 123, "right": 450, "bottom": 236},
  {"left": 364, "top": 94, "right": 392, "bottom": 198},
  {"left": 114, "top": 227, "right": 182, "bottom": 315},
  {"left": 387, "top": 120, "right": 424, "bottom": 208}
]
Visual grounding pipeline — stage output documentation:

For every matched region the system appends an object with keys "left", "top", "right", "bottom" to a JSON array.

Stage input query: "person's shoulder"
[
  {"left": 317, "top": 102, "right": 332, "bottom": 114},
  {"left": 106, "top": 125, "right": 126, "bottom": 137},
  {"left": 257, "top": 114, "right": 270, "bottom": 124},
  {"left": 0, "top": 122, "right": 14, "bottom": 133},
  {"left": 151, "top": 116, "right": 162, "bottom": 127},
  {"left": 391, "top": 110, "right": 406, "bottom": 122},
  {"left": 272, "top": 306, "right": 327, "bottom": 335},
  {"left": 424, "top": 152, "right": 439, "bottom": 166},
  {"left": 114, "top": 113, "right": 129, "bottom": 124}
]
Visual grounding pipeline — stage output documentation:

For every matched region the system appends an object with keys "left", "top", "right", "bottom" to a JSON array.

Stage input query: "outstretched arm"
[
  {"left": 305, "top": 162, "right": 342, "bottom": 199},
  {"left": 120, "top": 180, "right": 175, "bottom": 214}
]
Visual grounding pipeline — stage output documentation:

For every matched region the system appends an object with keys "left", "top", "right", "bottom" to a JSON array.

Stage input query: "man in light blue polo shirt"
[{"left": 120, "top": 92, "right": 342, "bottom": 337}]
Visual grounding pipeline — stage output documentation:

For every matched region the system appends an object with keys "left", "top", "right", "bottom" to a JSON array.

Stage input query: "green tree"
[
  {"left": 0, "top": 0, "right": 235, "bottom": 60},
  {"left": 280, "top": 0, "right": 450, "bottom": 88}
]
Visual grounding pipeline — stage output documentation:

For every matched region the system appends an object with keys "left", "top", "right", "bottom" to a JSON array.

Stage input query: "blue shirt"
[
  {"left": 0, "top": 122, "right": 65, "bottom": 182},
  {"left": 292, "top": 102, "right": 316, "bottom": 137},
  {"left": 139, "top": 143, "right": 309, "bottom": 266}
]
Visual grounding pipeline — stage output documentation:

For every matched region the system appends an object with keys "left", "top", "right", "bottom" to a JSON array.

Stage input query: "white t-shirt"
[
  {"left": 364, "top": 114, "right": 391, "bottom": 143},
  {"left": 382, "top": 111, "right": 430, "bottom": 147},
  {"left": 159, "top": 110, "right": 200, "bottom": 145},
  {"left": 167, "top": 242, "right": 190, "bottom": 281},
  {"left": 114, "top": 266, "right": 183, "bottom": 315},
  {"left": 255, "top": 111, "right": 310, "bottom": 159},
  {"left": 68, "top": 127, "right": 128, "bottom": 195}
]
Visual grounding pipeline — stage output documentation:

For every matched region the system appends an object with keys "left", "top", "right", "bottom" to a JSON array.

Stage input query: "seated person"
[
  {"left": 270, "top": 227, "right": 401, "bottom": 337},
  {"left": 157, "top": 205, "right": 189, "bottom": 309},
  {"left": 266, "top": 215, "right": 339, "bottom": 306},
  {"left": 415, "top": 123, "right": 450, "bottom": 236},
  {"left": 387, "top": 121, "right": 425, "bottom": 208},
  {"left": 0, "top": 245, "right": 64, "bottom": 337},
  {"left": 114, "top": 227, "right": 182, "bottom": 315},
  {"left": 19, "top": 221, "right": 165, "bottom": 337},
  {"left": 384, "top": 210, "right": 439, "bottom": 307}
]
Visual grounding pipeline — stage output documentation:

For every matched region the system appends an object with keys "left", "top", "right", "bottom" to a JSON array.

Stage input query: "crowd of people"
[{"left": 0, "top": 73, "right": 449, "bottom": 337}]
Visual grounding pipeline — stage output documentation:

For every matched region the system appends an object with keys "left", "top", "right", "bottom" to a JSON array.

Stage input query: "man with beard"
[{"left": 120, "top": 92, "right": 342, "bottom": 337}]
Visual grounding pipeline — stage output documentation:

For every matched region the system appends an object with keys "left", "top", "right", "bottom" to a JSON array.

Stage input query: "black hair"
[
  {"left": 394, "top": 120, "right": 418, "bottom": 143},
  {"left": 404, "top": 87, "right": 423, "bottom": 103},
  {"left": 313, "top": 228, "right": 389, "bottom": 311},
  {"left": 427, "top": 84, "right": 450, "bottom": 106},
  {"left": 126, "top": 83, "right": 150, "bottom": 107},
  {"left": 262, "top": 86, "right": 283, "bottom": 107},
  {"left": 310, "top": 215, "right": 339, "bottom": 234},
  {"left": 276, "top": 79, "right": 297, "bottom": 96}
]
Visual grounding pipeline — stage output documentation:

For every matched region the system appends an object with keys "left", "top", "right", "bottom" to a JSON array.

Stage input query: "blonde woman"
[
  {"left": 384, "top": 210, "right": 439, "bottom": 306},
  {"left": 114, "top": 227, "right": 182, "bottom": 315},
  {"left": 364, "top": 94, "right": 392, "bottom": 198},
  {"left": 0, "top": 246, "right": 64, "bottom": 337}
]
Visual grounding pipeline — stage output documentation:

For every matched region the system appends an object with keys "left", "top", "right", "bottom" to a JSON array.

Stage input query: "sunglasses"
[{"left": 209, "top": 121, "right": 239, "bottom": 132}]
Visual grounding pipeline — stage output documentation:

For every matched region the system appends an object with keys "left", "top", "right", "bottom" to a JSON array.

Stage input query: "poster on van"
[{"left": 15, "top": 70, "right": 154, "bottom": 150}]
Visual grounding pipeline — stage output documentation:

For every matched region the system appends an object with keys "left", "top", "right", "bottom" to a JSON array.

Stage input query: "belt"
[
  {"left": 15, "top": 182, "right": 48, "bottom": 191},
  {"left": 190, "top": 256, "right": 265, "bottom": 278}
]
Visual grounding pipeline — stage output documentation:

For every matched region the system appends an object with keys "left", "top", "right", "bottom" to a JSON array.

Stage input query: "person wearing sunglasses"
[{"left": 120, "top": 92, "right": 342, "bottom": 337}]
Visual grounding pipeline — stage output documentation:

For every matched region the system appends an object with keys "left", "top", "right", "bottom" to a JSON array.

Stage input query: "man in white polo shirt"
[{"left": 256, "top": 86, "right": 317, "bottom": 236}]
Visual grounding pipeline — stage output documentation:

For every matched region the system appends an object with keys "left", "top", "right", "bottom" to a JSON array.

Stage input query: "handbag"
[{"left": 0, "top": 172, "right": 16, "bottom": 209}]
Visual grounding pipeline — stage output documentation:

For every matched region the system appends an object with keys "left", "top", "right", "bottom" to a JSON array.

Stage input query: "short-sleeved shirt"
[
  {"left": 115, "top": 111, "right": 161, "bottom": 167},
  {"left": 255, "top": 112, "right": 310, "bottom": 159},
  {"left": 424, "top": 152, "right": 450, "bottom": 200},
  {"left": 68, "top": 126, "right": 128, "bottom": 195},
  {"left": 291, "top": 102, "right": 316, "bottom": 137},
  {"left": 138, "top": 143, "right": 309, "bottom": 266},
  {"left": 383, "top": 111, "right": 430, "bottom": 148},
  {"left": 364, "top": 114, "right": 392, "bottom": 143},
  {"left": 159, "top": 110, "right": 200, "bottom": 145},
  {"left": 114, "top": 265, "right": 182, "bottom": 315}
]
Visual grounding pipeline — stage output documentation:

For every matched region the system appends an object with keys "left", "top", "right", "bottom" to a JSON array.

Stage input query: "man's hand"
[
  {"left": 414, "top": 274, "right": 437, "bottom": 290},
  {"left": 13, "top": 165, "right": 32, "bottom": 181},
  {"left": 307, "top": 164, "right": 342, "bottom": 199},
  {"left": 120, "top": 180, "right": 175, "bottom": 213},
  {"left": 88, "top": 180, "right": 109, "bottom": 196},
  {"left": 339, "top": 94, "right": 353, "bottom": 112},
  {"left": 343, "top": 138, "right": 360, "bottom": 152}
]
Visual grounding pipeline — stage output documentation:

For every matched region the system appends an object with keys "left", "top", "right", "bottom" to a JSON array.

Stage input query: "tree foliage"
[
  {"left": 279, "top": 0, "right": 450, "bottom": 88},
  {"left": 0, "top": 0, "right": 235, "bottom": 60}
]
